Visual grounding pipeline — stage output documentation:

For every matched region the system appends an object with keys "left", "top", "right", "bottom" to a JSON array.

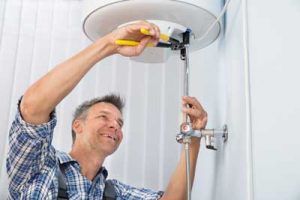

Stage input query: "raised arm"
[
  {"left": 20, "top": 21, "right": 160, "bottom": 124},
  {"left": 161, "top": 96, "right": 208, "bottom": 200}
]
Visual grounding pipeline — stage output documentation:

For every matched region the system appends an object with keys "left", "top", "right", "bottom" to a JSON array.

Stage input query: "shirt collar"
[
  {"left": 56, "top": 150, "right": 108, "bottom": 179},
  {"left": 56, "top": 150, "right": 76, "bottom": 164}
]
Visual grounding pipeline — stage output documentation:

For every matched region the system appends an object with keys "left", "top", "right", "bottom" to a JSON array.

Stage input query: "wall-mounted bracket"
[{"left": 200, "top": 124, "right": 228, "bottom": 150}]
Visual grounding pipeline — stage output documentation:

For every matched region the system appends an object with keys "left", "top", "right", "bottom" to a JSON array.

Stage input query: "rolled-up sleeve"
[
  {"left": 111, "top": 179, "right": 164, "bottom": 200},
  {"left": 6, "top": 98, "right": 57, "bottom": 193}
]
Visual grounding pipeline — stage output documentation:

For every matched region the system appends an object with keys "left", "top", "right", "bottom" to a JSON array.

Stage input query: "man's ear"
[{"left": 72, "top": 119, "right": 83, "bottom": 135}]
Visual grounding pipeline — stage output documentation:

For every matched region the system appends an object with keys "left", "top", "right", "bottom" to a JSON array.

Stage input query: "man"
[{"left": 7, "top": 21, "right": 207, "bottom": 199}]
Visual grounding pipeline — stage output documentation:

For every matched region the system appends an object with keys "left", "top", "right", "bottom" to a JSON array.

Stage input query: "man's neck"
[{"left": 69, "top": 144, "right": 106, "bottom": 181}]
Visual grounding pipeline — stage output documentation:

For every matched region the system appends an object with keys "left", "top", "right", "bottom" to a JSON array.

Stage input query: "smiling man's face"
[{"left": 77, "top": 102, "right": 124, "bottom": 156}]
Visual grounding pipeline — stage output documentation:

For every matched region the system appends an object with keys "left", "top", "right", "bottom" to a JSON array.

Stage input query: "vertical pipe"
[
  {"left": 183, "top": 44, "right": 190, "bottom": 123},
  {"left": 184, "top": 140, "right": 191, "bottom": 200},
  {"left": 182, "top": 43, "right": 191, "bottom": 200},
  {"left": 183, "top": 46, "right": 189, "bottom": 97}
]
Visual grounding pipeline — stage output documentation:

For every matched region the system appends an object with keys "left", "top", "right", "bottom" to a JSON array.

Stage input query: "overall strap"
[
  {"left": 57, "top": 165, "right": 68, "bottom": 199},
  {"left": 103, "top": 180, "right": 118, "bottom": 200}
]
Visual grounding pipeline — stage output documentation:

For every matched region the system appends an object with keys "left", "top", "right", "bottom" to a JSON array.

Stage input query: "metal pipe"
[
  {"left": 183, "top": 44, "right": 190, "bottom": 123},
  {"left": 177, "top": 31, "right": 192, "bottom": 200},
  {"left": 182, "top": 42, "right": 191, "bottom": 200},
  {"left": 184, "top": 138, "right": 191, "bottom": 200}
]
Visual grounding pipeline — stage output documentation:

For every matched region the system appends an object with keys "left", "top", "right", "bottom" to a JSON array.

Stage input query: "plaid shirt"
[{"left": 7, "top": 103, "right": 163, "bottom": 200}]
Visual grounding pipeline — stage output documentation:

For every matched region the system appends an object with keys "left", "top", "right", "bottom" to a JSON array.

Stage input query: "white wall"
[
  {"left": 191, "top": 0, "right": 252, "bottom": 199},
  {"left": 192, "top": 0, "right": 300, "bottom": 200},
  {"left": 248, "top": 1, "right": 300, "bottom": 199}
]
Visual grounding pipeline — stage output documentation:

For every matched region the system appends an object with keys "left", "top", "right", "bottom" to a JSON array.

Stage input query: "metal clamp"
[{"left": 176, "top": 122, "right": 200, "bottom": 143}]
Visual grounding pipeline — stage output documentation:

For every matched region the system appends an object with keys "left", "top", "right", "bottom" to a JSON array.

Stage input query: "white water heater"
[{"left": 83, "top": 0, "right": 222, "bottom": 62}]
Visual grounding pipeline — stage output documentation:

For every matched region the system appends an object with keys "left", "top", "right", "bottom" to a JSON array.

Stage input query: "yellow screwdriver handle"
[
  {"left": 114, "top": 27, "right": 170, "bottom": 47},
  {"left": 115, "top": 39, "right": 155, "bottom": 47},
  {"left": 115, "top": 40, "right": 139, "bottom": 46},
  {"left": 140, "top": 28, "right": 170, "bottom": 42}
]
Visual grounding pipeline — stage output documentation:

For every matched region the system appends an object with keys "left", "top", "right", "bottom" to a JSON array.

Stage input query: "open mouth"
[{"left": 101, "top": 133, "right": 117, "bottom": 141}]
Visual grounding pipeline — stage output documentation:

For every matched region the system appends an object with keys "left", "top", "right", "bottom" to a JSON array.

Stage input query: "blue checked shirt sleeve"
[
  {"left": 111, "top": 179, "right": 164, "bottom": 200},
  {"left": 6, "top": 100, "right": 57, "bottom": 193}
]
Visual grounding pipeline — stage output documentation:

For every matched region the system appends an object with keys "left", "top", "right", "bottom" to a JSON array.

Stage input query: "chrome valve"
[{"left": 176, "top": 124, "right": 228, "bottom": 150}]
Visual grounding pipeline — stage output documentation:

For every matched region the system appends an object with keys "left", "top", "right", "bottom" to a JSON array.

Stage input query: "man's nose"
[{"left": 108, "top": 119, "right": 119, "bottom": 130}]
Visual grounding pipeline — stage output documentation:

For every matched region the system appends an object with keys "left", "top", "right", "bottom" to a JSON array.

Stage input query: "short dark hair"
[{"left": 71, "top": 94, "right": 125, "bottom": 143}]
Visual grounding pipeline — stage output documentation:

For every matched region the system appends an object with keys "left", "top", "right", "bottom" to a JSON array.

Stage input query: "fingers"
[
  {"left": 182, "top": 105, "right": 207, "bottom": 120},
  {"left": 149, "top": 22, "right": 161, "bottom": 41},
  {"left": 135, "top": 36, "right": 152, "bottom": 55},
  {"left": 123, "top": 20, "right": 160, "bottom": 39},
  {"left": 133, "top": 20, "right": 161, "bottom": 40},
  {"left": 182, "top": 96, "right": 204, "bottom": 112},
  {"left": 181, "top": 96, "right": 208, "bottom": 130},
  {"left": 110, "top": 20, "right": 160, "bottom": 42},
  {"left": 134, "top": 21, "right": 160, "bottom": 46},
  {"left": 112, "top": 20, "right": 161, "bottom": 56}
]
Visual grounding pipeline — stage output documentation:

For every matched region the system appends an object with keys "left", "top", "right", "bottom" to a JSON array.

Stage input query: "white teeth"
[{"left": 102, "top": 134, "right": 116, "bottom": 141}]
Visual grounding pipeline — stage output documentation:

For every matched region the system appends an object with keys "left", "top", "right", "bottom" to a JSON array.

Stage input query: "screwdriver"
[{"left": 115, "top": 28, "right": 179, "bottom": 48}]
